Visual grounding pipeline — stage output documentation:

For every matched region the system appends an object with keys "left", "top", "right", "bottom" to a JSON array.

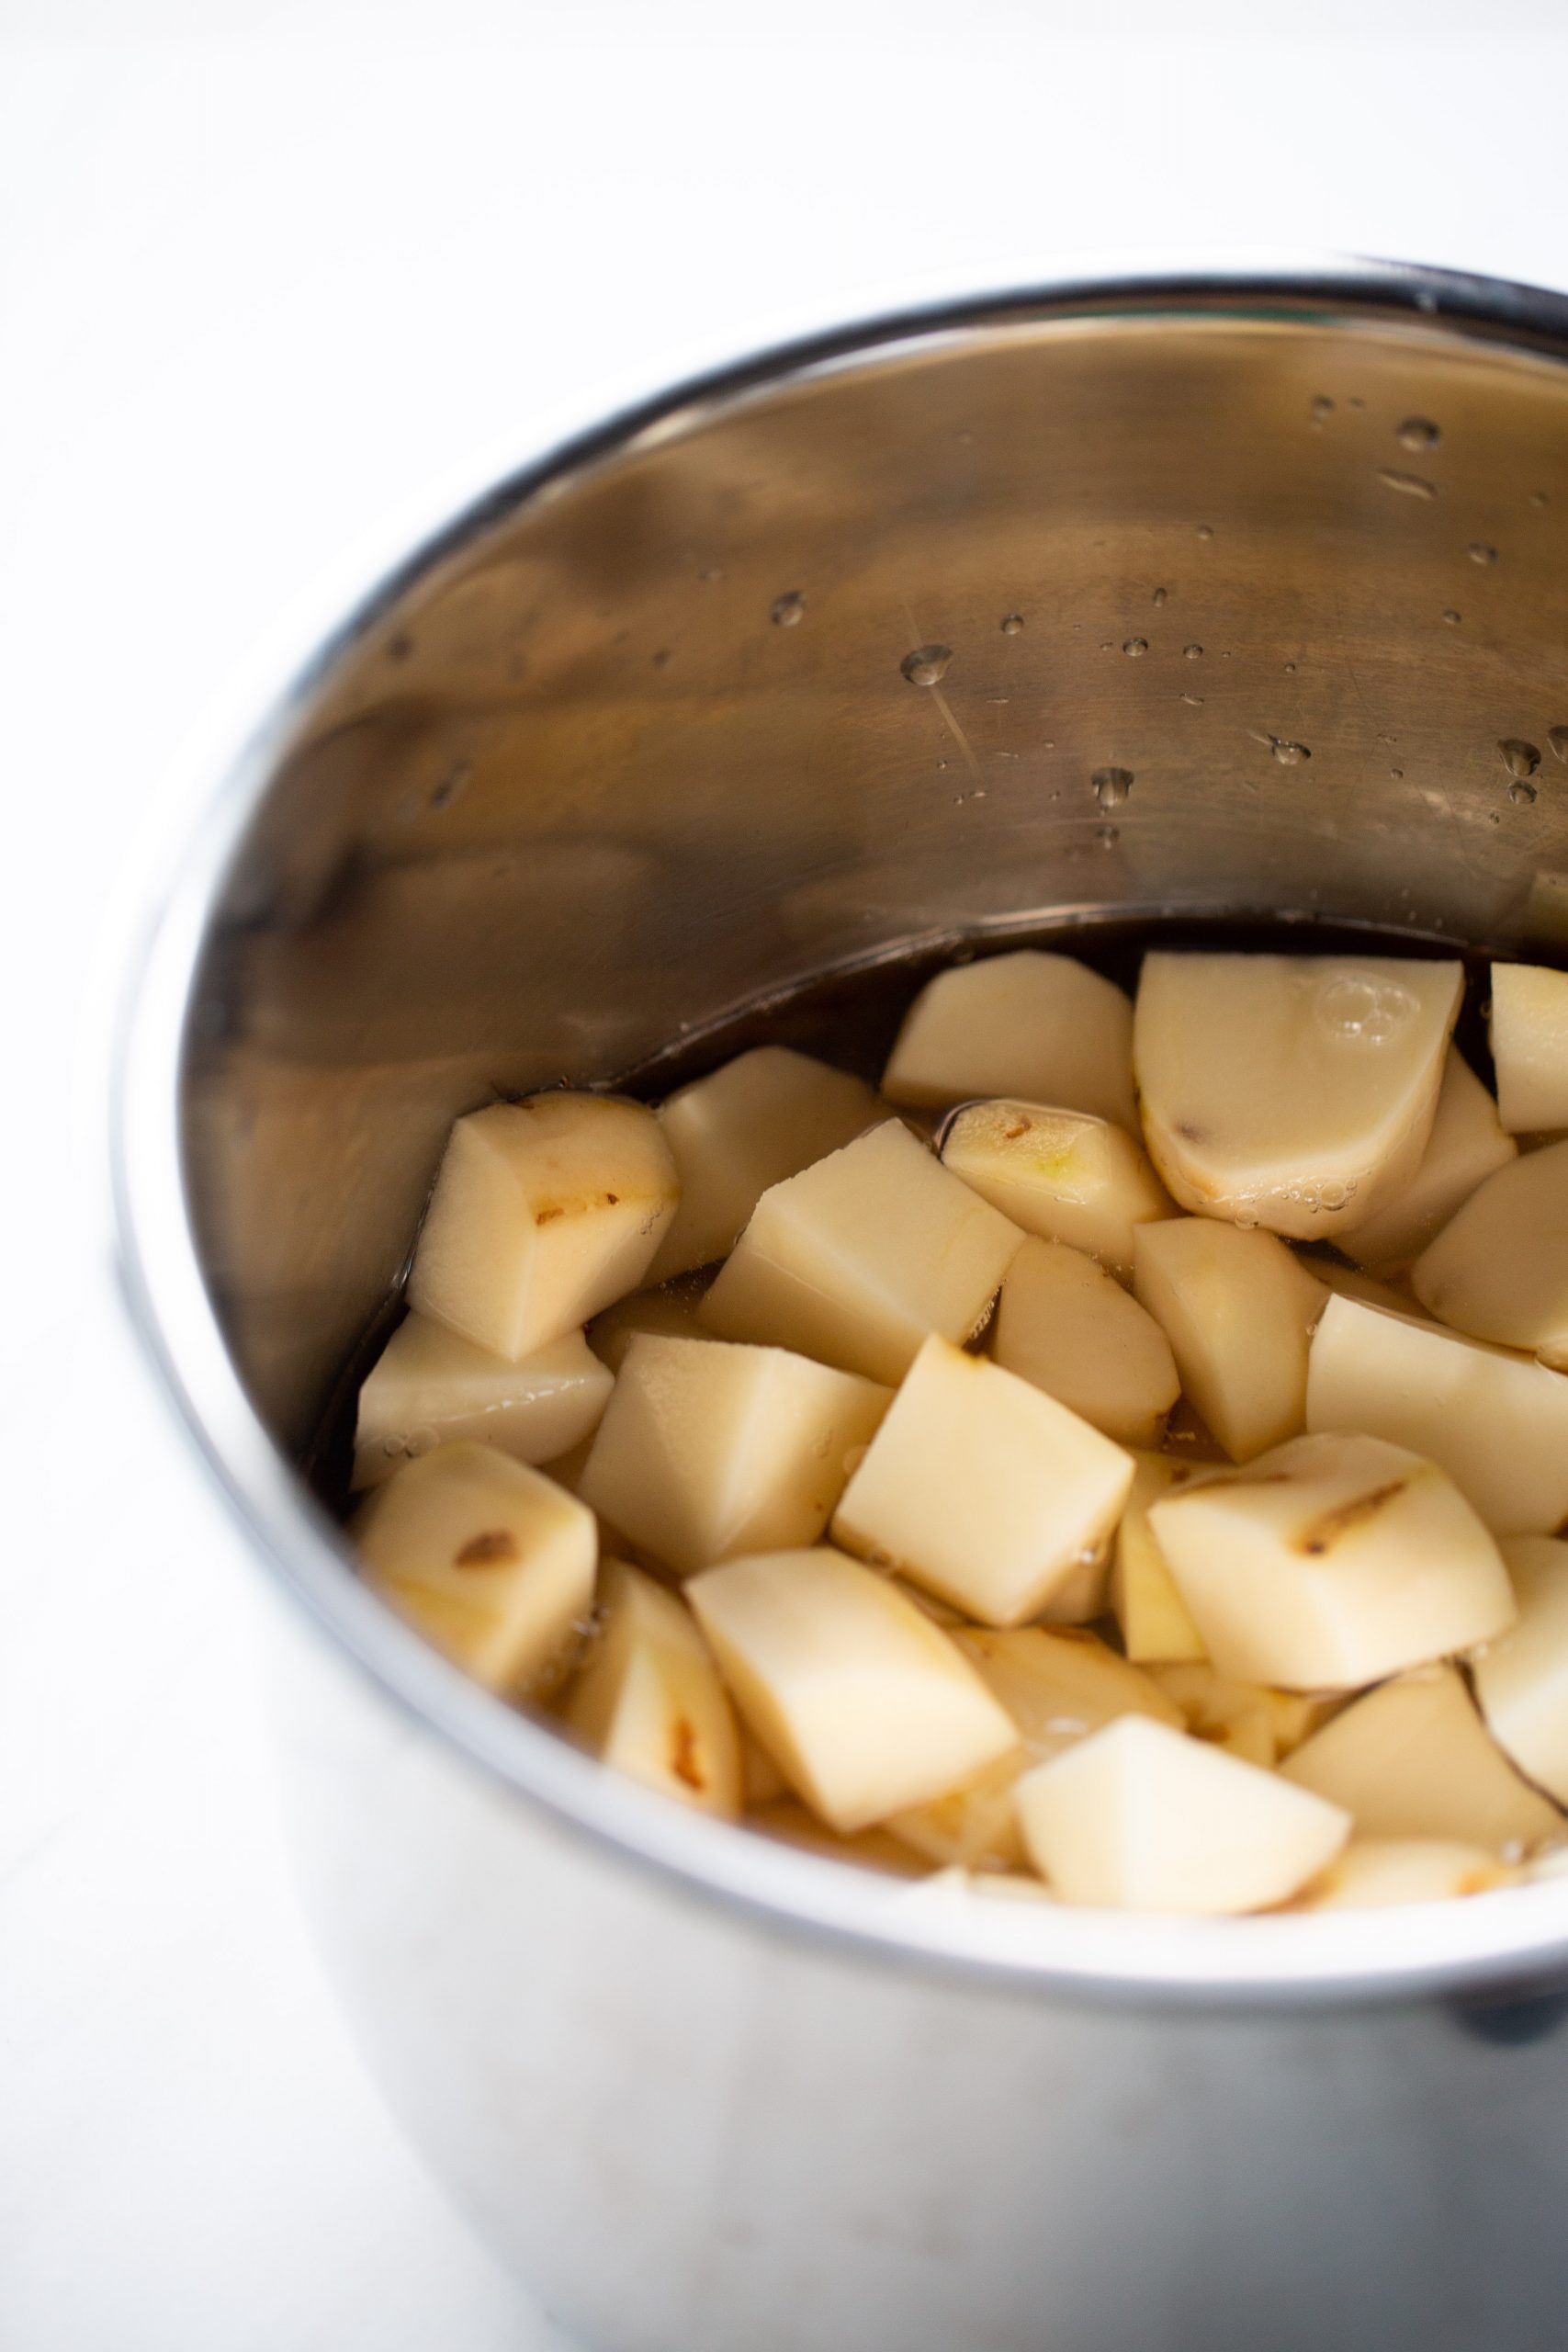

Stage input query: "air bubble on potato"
[
  {"left": 353, "top": 1314, "right": 613, "bottom": 1489},
  {"left": 991, "top": 1237, "right": 1179, "bottom": 1446},
  {"left": 1133, "top": 1217, "right": 1325, "bottom": 1463},
  {"left": 942, "top": 1102, "right": 1173, "bottom": 1281},
  {"left": 1337, "top": 1046, "right": 1516, "bottom": 1272},
  {"left": 1488, "top": 962, "right": 1568, "bottom": 1136},
  {"left": 558, "top": 1559, "right": 741, "bottom": 1816},
  {"left": 1471, "top": 1536, "right": 1568, "bottom": 1809},
  {"left": 1412, "top": 1137, "right": 1568, "bottom": 1364},
  {"left": 884, "top": 950, "right": 1138, "bottom": 1129}
]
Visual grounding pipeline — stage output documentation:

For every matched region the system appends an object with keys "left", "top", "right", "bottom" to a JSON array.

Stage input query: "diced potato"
[
  {"left": 686, "top": 1547, "right": 1018, "bottom": 1833},
  {"left": 883, "top": 950, "right": 1137, "bottom": 1129},
  {"left": 1034, "top": 1547, "right": 1112, "bottom": 1626},
  {"left": 352, "top": 1314, "right": 613, "bottom": 1488},
  {"left": 989, "top": 1237, "right": 1180, "bottom": 1447},
  {"left": 1471, "top": 1536, "right": 1568, "bottom": 1807},
  {"left": 355, "top": 1442, "right": 596, "bottom": 1694},
  {"left": 1295, "top": 1255, "right": 1420, "bottom": 1317},
  {"left": 1305, "top": 1292, "right": 1568, "bottom": 1535},
  {"left": 747, "top": 1800, "right": 931, "bottom": 1877},
  {"left": 644, "top": 1047, "right": 881, "bottom": 1283},
  {"left": 1133, "top": 1218, "right": 1325, "bottom": 1463},
  {"left": 1412, "top": 1137, "right": 1568, "bottom": 1365},
  {"left": 1134, "top": 952, "right": 1462, "bottom": 1238},
  {"left": 1280, "top": 1665, "right": 1562, "bottom": 1849},
  {"left": 831, "top": 1336, "right": 1134, "bottom": 1626},
  {"left": 1147, "top": 1431, "right": 1517, "bottom": 1690},
  {"left": 1293, "top": 1839, "right": 1519, "bottom": 1910},
  {"left": 1489, "top": 962, "right": 1568, "bottom": 1135},
  {"left": 1337, "top": 1047, "right": 1516, "bottom": 1270},
  {"left": 1111, "top": 1453, "right": 1209, "bottom": 1663},
  {"left": 699, "top": 1119, "right": 1022, "bottom": 1385},
  {"left": 1014, "top": 1716, "right": 1350, "bottom": 1913},
  {"left": 884, "top": 1751, "right": 1029, "bottom": 1872},
  {"left": 942, "top": 1102, "right": 1174, "bottom": 1281},
  {"left": 587, "top": 1272, "right": 712, "bottom": 1373},
  {"left": 577, "top": 1334, "right": 889, "bottom": 1577},
  {"left": 558, "top": 1559, "right": 740, "bottom": 1816},
  {"left": 1149, "top": 1661, "right": 1338, "bottom": 1768},
  {"left": 409, "top": 1094, "right": 680, "bottom": 1361}
]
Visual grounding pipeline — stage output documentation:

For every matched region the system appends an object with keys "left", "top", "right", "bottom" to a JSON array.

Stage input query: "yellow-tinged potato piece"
[
  {"left": 1280, "top": 1665, "right": 1562, "bottom": 1849},
  {"left": 1111, "top": 1453, "right": 1209, "bottom": 1663},
  {"left": 355, "top": 1442, "right": 596, "bottom": 1694},
  {"left": 699, "top": 1119, "right": 1022, "bottom": 1385},
  {"left": 883, "top": 950, "right": 1137, "bottom": 1129},
  {"left": 558, "top": 1560, "right": 740, "bottom": 1816},
  {"left": 352, "top": 1314, "right": 613, "bottom": 1489},
  {"left": 1134, "top": 952, "right": 1462, "bottom": 1238},
  {"left": 1147, "top": 1431, "right": 1517, "bottom": 1690},
  {"left": 1489, "top": 962, "right": 1568, "bottom": 1136},
  {"left": 831, "top": 1336, "right": 1134, "bottom": 1627},
  {"left": 990, "top": 1237, "right": 1180, "bottom": 1446},
  {"left": 1293, "top": 1839, "right": 1519, "bottom": 1910},
  {"left": 1305, "top": 1293, "right": 1568, "bottom": 1535},
  {"left": 1472, "top": 1536, "right": 1568, "bottom": 1807},
  {"left": 409, "top": 1094, "right": 680, "bottom": 1361},
  {"left": 1133, "top": 1218, "right": 1325, "bottom": 1463},
  {"left": 577, "top": 1334, "right": 889, "bottom": 1577},
  {"left": 686, "top": 1548, "right": 1018, "bottom": 1833},
  {"left": 1015, "top": 1716, "right": 1350, "bottom": 1913},
  {"left": 747, "top": 1800, "right": 930, "bottom": 1877},
  {"left": 644, "top": 1047, "right": 881, "bottom": 1283},
  {"left": 1149, "top": 1661, "right": 1338, "bottom": 1768},
  {"left": 942, "top": 1102, "right": 1174, "bottom": 1280},
  {"left": 587, "top": 1272, "right": 712, "bottom": 1373},
  {"left": 1412, "top": 1138, "right": 1568, "bottom": 1365},
  {"left": 1337, "top": 1047, "right": 1516, "bottom": 1271}
]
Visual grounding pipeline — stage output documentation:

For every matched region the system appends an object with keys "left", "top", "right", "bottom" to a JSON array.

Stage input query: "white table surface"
[{"left": 6, "top": 4, "right": 1568, "bottom": 2344}]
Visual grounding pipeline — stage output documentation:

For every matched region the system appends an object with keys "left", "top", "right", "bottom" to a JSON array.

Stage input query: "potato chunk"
[
  {"left": 1280, "top": 1665, "right": 1562, "bottom": 1849},
  {"left": 558, "top": 1559, "right": 740, "bottom": 1816},
  {"left": 1132, "top": 1218, "right": 1325, "bottom": 1463},
  {"left": 1412, "top": 1137, "right": 1568, "bottom": 1365},
  {"left": 1293, "top": 1839, "right": 1519, "bottom": 1910},
  {"left": 1111, "top": 1453, "right": 1209, "bottom": 1664},
  {"left": 1337, "top": 1047, "right": 1516, "bottom": 1272},
  {"left": 1305, "top": 1292, "right": 1568, "bottom": 1535},
  {"left": 831, "top": 1336, "right": 1134, "bottom": 1626},
  {"left": 883, "top": 950, "right": 1137, "bottom": 1129},
  {"left": 1014, "top": 1716, "right": 1349, "bottom": 1913},
  {"left": 1148, "top": 1661, "right": 1337, "bottom": 1767},
  {"left": 1471, "top": 1536, "right": 1568, "bottom": 1808},
  {"left": 355, "top": 1442, "right": 596, "bottom": 1693},
  {"left": 990, "top": 1238, "right": 1179, "bottom": 1447},
  {"left": 686, "top": 1548, "right": 1018, "bottom": 1833},
  {"left": 587, "top": 1272, "right": 711, "bottom": 1373},
  {"left": 352, "top": 1314, "right": 612, "bottom": 1488},
  {"left": 644, "top": 1047, "right": 880, "bottom": 1283},
  {"left": 699, "top": 1119, "right": 1022, "bottom": 1384},
  {"left": 1134, "top": 952, "right": 1462, "bottom": 1238},
  {"left": 409, "top": 1094, "right": 679, "bottom": 1361},
  {"left": 1489, "top": 962, "right": 1568, "bottom": 1135},
  {"left": 942, "top": 1102, "right": 1173, "bottom": 1280},
  {"left": 1147, "top": 1431, "right": 1517, "bottom": 1690},
  {"left": 577, "top": 1335, "right": 889, "bottom": 1577}
]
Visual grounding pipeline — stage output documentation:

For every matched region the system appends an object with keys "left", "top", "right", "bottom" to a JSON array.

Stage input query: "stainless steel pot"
[{"left": 115, "top": 260, "right": 1568, "bottom": 2352}]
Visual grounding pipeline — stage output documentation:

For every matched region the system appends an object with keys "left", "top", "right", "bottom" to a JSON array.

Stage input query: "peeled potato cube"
[
  {"left": 587, "top": 1272, "right": 712, "bottom": 1373},
  {"left": 1147, "top": 1431, "right": 1517, "bottom": 1690},
  {"left": 1472, "top": 1536, "right": 1568, "bottom": 1807},
  {"left": 700, "top": 1119, "right": 1022, "bottom": 1385},
  {"left": 577, "top": 1334, "right": 889, "bottom": 1577},
  {"left": 1280, "top": 1665, "right": 1562, "bottom": 1849},
  {"left": 1111, "top": 1453, "right": 1209, "bottom": 1664},
  {"left": 1149, "top": 1661, "right": 1337, "bottom": 1769},
  {"left": 558, "top": 1559, "right": 740, "bottom": 1816},
  {"left": 884, "top": 950, "right": 1137, "bottom": 1129},
  {"left": 1306, "top": 1292, "right": 1568, "bottom": 1535},
  {"left": 355, "top": 1442, "right": 596, "bottom": 1693},
  {"left": 991, "top": 1239, "right": 1179, "bottom": 1449},
  {"left": 1133, "top": 1218, "right": 1325, "bottom": 1463},
  {"left": 1412, "top": 1137, "right": 1568, "bottom": 1364},
  {"left": 1015, "top": 1716, "right": 1349, "bottom": 1913},
  {"left": 352, "top": 1314, "right": 613, "bottom": 1489},
  {"left": 1489, "top": 962, "right": 1568, "bottom": 1135},
  {"left": 1337, "top": 1046, "right": 1516, "bottom": 1271},
  {"left": 831, "top": 1335, "right": 1134, "bottom": 1626},
  {"left": 409, "top": 1093, "right": 679, "bottom": 1361},
  {"left": 942, "top": 1102, "right": 1173, "bottom": 1280},
  {"left": 1293, "top": 1838, "right": 1519, "bottom": 1910},
  {"left": 884, "top": 1751, "right": 1030, "bottom": 1872},
  {"left": 1134, "top": 951, "right": 1462, "bottom": 1238},
  {"left": 686, "top": 1548, "right": 1017, "bottom": 1833},
  {"left": 644, "top": 1047, "right": 881, "bottom": 1284}
]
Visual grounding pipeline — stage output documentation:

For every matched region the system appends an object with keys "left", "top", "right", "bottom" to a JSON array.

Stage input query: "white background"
[{"left": 5, "top": 4, "right": 1568, "bottom": 2344}]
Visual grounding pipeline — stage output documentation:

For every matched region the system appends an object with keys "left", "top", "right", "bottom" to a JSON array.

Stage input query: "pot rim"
[{"left": 112, "top": 252, "right": 1568, "bottom": 2011}]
